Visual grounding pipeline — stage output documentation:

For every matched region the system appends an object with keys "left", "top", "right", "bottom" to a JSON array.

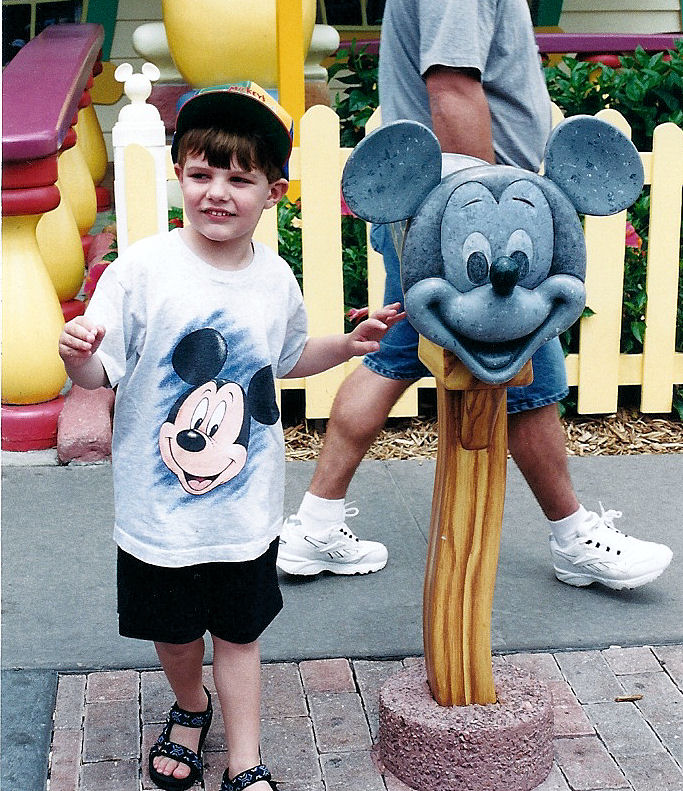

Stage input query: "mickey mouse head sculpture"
[{"left": 342, "top": 117, "right": 644, "bottom": 384}]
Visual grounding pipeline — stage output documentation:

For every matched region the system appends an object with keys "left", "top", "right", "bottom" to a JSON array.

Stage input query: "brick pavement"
[{"left": 48, "top": 646, "right": 683, "bottom": 791}]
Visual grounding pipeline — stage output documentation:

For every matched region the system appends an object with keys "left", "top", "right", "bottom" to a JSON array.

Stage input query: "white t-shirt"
[{"left": 86, "top": 229, "right": 308, "bottom": 567}]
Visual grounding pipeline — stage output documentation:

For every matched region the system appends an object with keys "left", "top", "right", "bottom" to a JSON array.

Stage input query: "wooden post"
[{"left": 419, "top": 337, "right": 533, "bottom": 706}]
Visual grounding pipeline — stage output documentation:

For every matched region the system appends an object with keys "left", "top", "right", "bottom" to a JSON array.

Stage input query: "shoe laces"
[
  {"left": 582, "top": 503, "right": 626, "bottom": 555},
  {"left": 336, "top": 502, "right": 360, "bottom": 542},
  {"left": 344, "top": 501, "right": 359, "bottom": 519}
]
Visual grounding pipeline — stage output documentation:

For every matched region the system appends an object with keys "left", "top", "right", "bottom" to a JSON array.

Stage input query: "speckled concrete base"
[{"left": 379, "top": 658, "right": 553, "bottom": 791}]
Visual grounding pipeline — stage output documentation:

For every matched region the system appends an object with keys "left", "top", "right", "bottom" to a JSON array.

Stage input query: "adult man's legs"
[
  {"left": 277, "top": 365, "right": 413, "bottom": 575},
  {"left": 309, "top": 365, "right": 415, "bottom": 499},
  {"left": 508, "top": 404, "right": 579, "bottom": 521},
  {"left": 280, "top": 361, "right": 672, "bottom": 589}
]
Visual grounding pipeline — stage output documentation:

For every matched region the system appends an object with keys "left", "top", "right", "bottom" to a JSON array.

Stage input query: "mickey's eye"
[
  {"left": 207, "top": 401, "right": 227, "bottom": 438},
  {"left": 510, "top": 251, "right": 530, "bottom": 280},
  {"left": 191, "top": 398, "right": 209, "bottom": 430},
  {"left": 462, "top": 232, "right": 492, "bottom": 285},
  {"left": 506, "top": 229, "right": 533, "bottom": 281},
  {"left": 467, "top": 252, "right": 489, "bottom": 284}
]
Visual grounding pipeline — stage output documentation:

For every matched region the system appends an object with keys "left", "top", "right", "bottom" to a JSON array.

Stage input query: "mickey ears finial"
[{"left": 114, "top": 61, "right": 161, "bottom": 104}]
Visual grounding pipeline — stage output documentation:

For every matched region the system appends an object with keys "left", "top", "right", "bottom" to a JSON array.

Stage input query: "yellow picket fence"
[{"left": 121, "top": 104, "right": 683, "bottom": 419}]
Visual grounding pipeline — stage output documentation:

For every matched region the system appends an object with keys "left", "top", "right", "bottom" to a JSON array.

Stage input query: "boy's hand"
[
  {"left": 58, "top": 315, "right": 106, "bottom": 366},
  {"left": 347, "top": 302, "right": 406, "bottom": 356}
]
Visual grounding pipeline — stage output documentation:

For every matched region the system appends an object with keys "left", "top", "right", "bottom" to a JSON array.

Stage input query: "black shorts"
[{"left": 117, "top": 539, "right": 282, "bottom": 645}]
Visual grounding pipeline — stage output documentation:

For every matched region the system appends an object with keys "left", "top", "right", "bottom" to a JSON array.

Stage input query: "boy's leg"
[
  {"left": 212, "top": 636, "right": 272, "bottom": 790},
  {"left": 152, "top": 638, "right": 208, "bottom": 781}
]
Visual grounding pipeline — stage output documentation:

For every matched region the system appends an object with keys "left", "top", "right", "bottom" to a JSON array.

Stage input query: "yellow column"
[{"left": 2, "top": 214, "right": 66, "bottom": 404}]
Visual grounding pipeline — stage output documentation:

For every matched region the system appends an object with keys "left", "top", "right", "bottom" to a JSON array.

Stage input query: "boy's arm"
[
  {"left": 282, "top": 303, "right": 405, "bottom": 379},
  {"left": 58, "top": 315, "right": 110, "bottom": 389}
]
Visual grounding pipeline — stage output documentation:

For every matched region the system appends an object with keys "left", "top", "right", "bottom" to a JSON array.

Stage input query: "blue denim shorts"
[{"left": 363, "top": 224, "right": 569, "bottom": 413}]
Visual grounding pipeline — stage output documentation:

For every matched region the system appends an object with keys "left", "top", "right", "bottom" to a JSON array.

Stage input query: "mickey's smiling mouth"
[
  {"left": 454, "top": 332, "right": 533, "bottom": 370},
  {"left": 166, "top": 439, "right": 236, "bottom": 494},
  {"left": 184, "top": 471, "right": 220, "bottom": 492}
]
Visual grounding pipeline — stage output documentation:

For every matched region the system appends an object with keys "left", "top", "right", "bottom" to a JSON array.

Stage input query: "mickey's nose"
[
  {"left": 177, "top": 429, "right": 206, "bottom": 452},
  {"left": 489, "top": 256, "right": 521, "bottom": 297}
]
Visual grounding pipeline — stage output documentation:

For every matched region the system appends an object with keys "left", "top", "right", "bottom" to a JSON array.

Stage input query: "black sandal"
[
  {"left": 220, "top": 764, "right": 278, "bottom": 790},
  {"left": 148, "top": 687, "right": 213, "bottom": 791}
]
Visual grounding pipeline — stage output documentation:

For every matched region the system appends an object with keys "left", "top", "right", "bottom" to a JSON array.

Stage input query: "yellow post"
[
  {"left": 77, "top": 102, "right": 109, "bottom": 188},
  {"left": 36, "top": 180, "right": 86, "bottom": 302},
  {"left": 419, "top": 337, "right": 532, "bottom": 706},
  {"left": 641, "top": 122, "right": 683, "bottom": 413},
  {"left": 300, "top": 106, "right": 346, "bottom": 417},
  {"left": 276, "top": 0, "right": 306, "bottom": 147},
  {"left": 58, "top": 133, "right": 97, "bottom": 237},
  {"left": 276, "top": 0, "right": 307, "bottom": 202}
]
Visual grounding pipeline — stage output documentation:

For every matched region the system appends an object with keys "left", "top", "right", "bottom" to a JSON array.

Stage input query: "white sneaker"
[
  {"left": 277, "top": 506, "right": 388, "bottom": 576},
  {"left": 550, "top": 504, "right": 673, "bottom": 590}
]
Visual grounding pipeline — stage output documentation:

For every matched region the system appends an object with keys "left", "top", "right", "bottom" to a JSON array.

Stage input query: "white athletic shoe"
[
  {"left": 550, "top": 504, "right": 673, "bottom": 590},
  {"left": 277, "top": 506, "right": 388, "bottom": 576}
]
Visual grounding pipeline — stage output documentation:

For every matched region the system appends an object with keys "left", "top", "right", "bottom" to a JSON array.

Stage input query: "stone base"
[
  {"left": 57, "top": 385, "right": 114, "bottom": 463},
  {"left": 379, "top": 658, "right": 553, "bottom": 791}
]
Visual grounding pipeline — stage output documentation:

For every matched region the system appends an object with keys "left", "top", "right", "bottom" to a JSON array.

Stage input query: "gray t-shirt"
[
  {"left": 378, "top": 0, "right": 552, "bottom": 171},
  {"left": 86, "top": 229, "right": 307, "bottom": 567}
]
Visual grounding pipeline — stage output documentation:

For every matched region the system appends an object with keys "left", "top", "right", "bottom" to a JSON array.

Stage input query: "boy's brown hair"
[{"left": 176, "top": 126, "right": 286, "bottom": 183}]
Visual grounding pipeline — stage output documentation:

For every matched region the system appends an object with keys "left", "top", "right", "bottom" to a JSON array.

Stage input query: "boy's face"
[{"left": 175, "top": 153, "right": 288, "bottom": 250}]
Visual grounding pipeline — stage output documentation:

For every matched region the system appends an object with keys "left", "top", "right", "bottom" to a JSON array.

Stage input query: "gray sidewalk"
[{"left": 2, "top": 454, "right": 682, "bottom": 790}]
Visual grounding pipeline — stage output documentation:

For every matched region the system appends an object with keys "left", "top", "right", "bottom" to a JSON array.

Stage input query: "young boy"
[{"left": 59, "top": 82, "right": 404, "bottom": 791}]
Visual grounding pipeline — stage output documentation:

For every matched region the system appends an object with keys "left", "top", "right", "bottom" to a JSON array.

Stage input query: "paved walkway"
[
  {"left": 2, "top": 454, "right": 682, "bottom": 790},
  {"left": 46, "top": 646, "right": 683, "bottom": 791}
]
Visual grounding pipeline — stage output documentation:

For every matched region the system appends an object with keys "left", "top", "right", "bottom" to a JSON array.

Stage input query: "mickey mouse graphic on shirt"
[{"left": 159, "top": 327, "right": 279, "bottom": 495}]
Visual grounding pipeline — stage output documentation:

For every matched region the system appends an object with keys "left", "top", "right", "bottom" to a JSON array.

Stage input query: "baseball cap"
[{"left": 171, "top": 81, "right": 294, "bottom": 171}]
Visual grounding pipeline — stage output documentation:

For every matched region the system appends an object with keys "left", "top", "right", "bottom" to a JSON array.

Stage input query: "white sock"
[
  {"left": 549, "top": 505, "right": 589, "bottom": 546},
  {"left": 297, "top": 492, "right": 346, "bottom": 530}
]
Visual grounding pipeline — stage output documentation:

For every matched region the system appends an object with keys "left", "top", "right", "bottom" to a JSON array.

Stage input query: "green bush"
[
  {"left": 327, "top": 42, "right": 379, "bottom": 147},
  {"left": 544, "top": 43, "right": 683, "bottom": 151}
]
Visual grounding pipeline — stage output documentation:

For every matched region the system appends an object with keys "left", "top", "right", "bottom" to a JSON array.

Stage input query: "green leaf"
[
  {"left": 630, "top": 320, "right": 646, "bottom": 345},
  {"left": 673, "top": 387, "right": 683, "bottom": 420}
]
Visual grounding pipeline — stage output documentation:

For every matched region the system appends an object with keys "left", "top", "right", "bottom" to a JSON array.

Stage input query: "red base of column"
[
  {"left": 81, "top": 234, "right": 94, "bottom": 259},
  {"left": 95, "top": 185, "right": 111, "bottom": 211},
  {"left": 62, "top": 299, "right": 86, "bottom": 321},
  {"left": 1, "top": 396, "right": 65, "bottom": 451}
]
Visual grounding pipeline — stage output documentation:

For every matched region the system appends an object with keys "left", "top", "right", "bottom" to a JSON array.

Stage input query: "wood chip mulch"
[{"left": 284, "top": 408, "right": 683, "bottom": 461}]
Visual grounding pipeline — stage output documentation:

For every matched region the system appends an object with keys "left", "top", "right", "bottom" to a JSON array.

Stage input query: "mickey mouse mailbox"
[{"left": 342, "top": 117, "right": 644, "bottom": 384}]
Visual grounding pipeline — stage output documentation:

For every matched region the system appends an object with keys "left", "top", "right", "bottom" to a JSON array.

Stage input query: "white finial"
[
  {"left": 112, "top": 63, "right": 168, "bottom": 253},
  {"left": 114, "top": 62, "right": 162, "bottom": 123}
]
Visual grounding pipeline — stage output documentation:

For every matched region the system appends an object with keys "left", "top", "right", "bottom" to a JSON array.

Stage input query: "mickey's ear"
[
  {"left": 341, "top": 121, "right": 442, "bottom": 223},
  {"left": 247, "top": 366, "right": 280, "bottom": 426},
  {"left": 544, "top": 115, "right": 644, "bottom": 216}
]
